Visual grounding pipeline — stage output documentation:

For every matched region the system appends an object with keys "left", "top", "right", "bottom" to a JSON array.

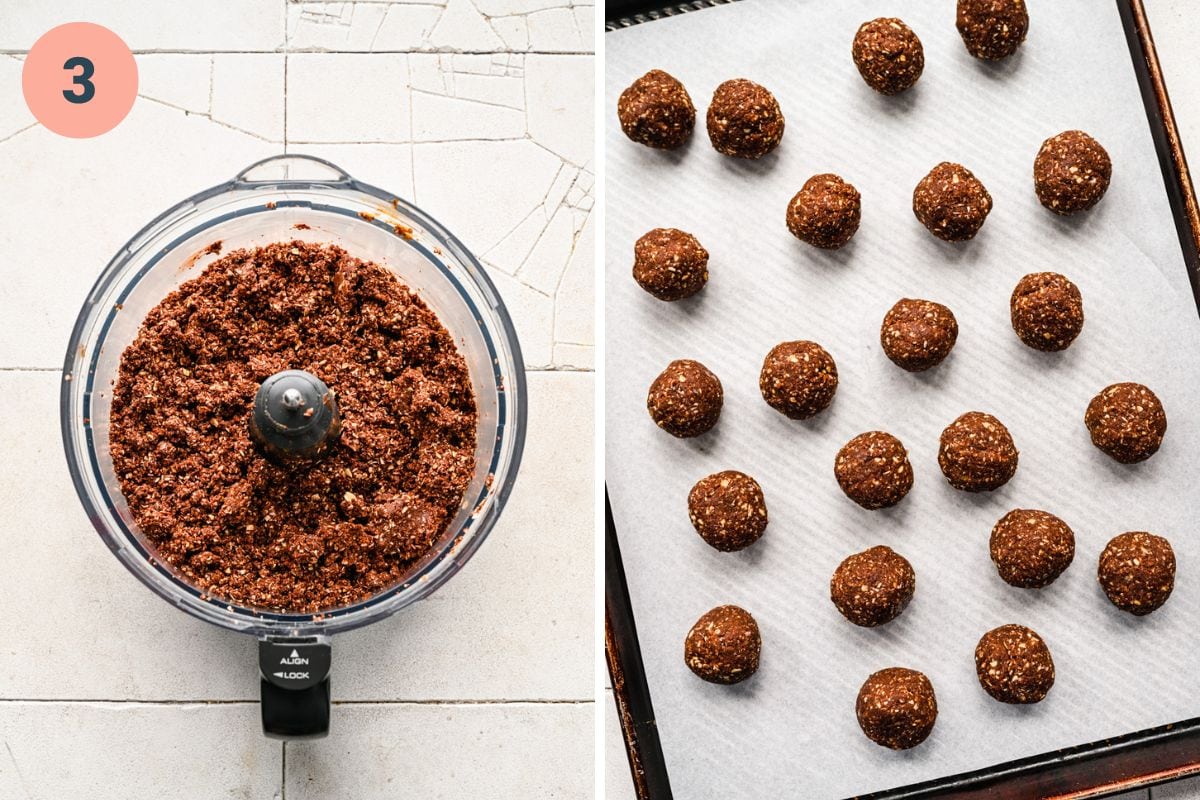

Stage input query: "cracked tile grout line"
[{"left": 280, "top": 740, "right": 287, "bottom": 800}]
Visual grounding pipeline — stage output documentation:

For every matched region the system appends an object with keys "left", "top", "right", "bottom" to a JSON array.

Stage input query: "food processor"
[{"left": 60, "top": 154, "right": 526, "bottom": 738}]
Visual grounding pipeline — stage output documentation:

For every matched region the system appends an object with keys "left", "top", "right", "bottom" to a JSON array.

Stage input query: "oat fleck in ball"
[
  {"left": 913, "top": 162, "right": 993, "bottom": 242},
  {"left": 706, "top": 78, "right": 785, "bottom": 159},
  {"left": 1010, "top": 272, "right": 1084, "bottom": 352},
  {"left": 1099, "top": 531, "right": 1176, "bottom": 615},
  {"left": 684, "top": 605, "right": 761, "bottom": 684},
  {"left": 759, "top": 341, "right": 838, "bottom": 420},
  {"left": 687, "top": 470, "right": 768, "bottom": 552},
  {"left": 617, "top": 69, "right": 696, "bottom": 150},
  {"left": 786, "top": 174, "right": 862, "bottom": 250},
  {"left": 938, "top": 411, "right": 1019, "bottom": 492},
  {"left": 852, "top": 18, "right": 925, "bottom": 96},
  {"left": 1034, "top": 130, "right": 1112, "bottom": 215},
  {"left": 975, "top": 624, "right": 1055, "bottom": 704},
  {"left": 990, "top": 509, "right": 1075, "bottom": 588},
  {"left": 1084, "top": 382, "right": 1167, "bottom": 464},
  {"left": 856, "top": 668, "right": 937, "bottom": 750},
  {"left": 956, "top": 0, "right": 1029, "bottom": 60},
  {"left": 632, "top": 228, "right": 709, "bottom": 301},
  {"left": 880, "top": 298, "right": 959, "bottom": 372},
  {"left": 835, "top": 432, "right": 914, "bottom": 510},
  {"left": 831, "top": 546, "right": 916, "bottom": 627},
  {"left": 647, "top": 359, "right": 723, "bottom": 438}
]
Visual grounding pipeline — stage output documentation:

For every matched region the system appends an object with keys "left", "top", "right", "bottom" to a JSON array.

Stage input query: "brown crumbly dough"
[
  {"left": 975, "top": 624, "right": 1055, "bottom": 704},
  {"left": 1034, "top": 130, "right": 1112, "bottom": 215},
  {"left": 632, "top": 228, "right": 709, "bottom": 301},
  {"left": 687, "top": 470, "right": 768, "bottom": 552},
  {"left": 706, "top": 78, "right": 785, "bottom": 159},
  {"left": 880, "top": 298, "right": 958, "bottom": 372},
  {"left": 684, "top": 605, "right": 761, "bottom": 684},
  {"left": 1084, "top": 382, "right": 1167, "bottom": 464},
  {"left": 852, "top": 18, "right": 925, "bottom": 96},
  {"left": 786, "top": 174, "right": 862, "bottom": 250},
  {"left": 956, "top": 0, "right": 1029, "bottom": 60},
  {"left": 913, "top": 162, "right": 993, "bottom": 242},
  {"left": 938, "top": 411, "right": 1019, "bottom": 492},
  {"left": 831, "top": 546, "right": 916, "bottom": 627},
  {"left": 1099, "top": 531, "right": 1176, "bottom": 615},
  {"left": 617, "top": 69, "right": 695, "bottom": 150},
  {"left": 109, "top": 241, "right": 478, "bottom": 614},
  {"left": 834, "top": 431, "right": 914, "bottom": 510},
  {"left": 1010, "top": 272, "right": 1084, "bottom": 352},
  {"left": 856, "top": 667, "right": 937, "bottom": 750},
  {"left": 759, "top": 341, "right": 838, "bottom": 420},
  {"left": 990, "top": 509, "right": 1075, "bottom": 588},
  {"left": 647, "top": 359, "right": 723, "bottom": 438}
]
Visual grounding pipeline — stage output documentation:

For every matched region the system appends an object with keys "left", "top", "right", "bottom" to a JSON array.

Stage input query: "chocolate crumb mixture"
[
  {"left": 632, "top": 228, "right": 709, "bottom": 301},
  {"left": 834, "top": 431, "right": 913, "bottom": 510},
  {"left": 913, "top": 162, "right": 993, "bottom": 242},
  {"left": 647, "top": 359, "right": 723, "bottom": 438},
  {"left": 974, "top": 624, "right": 1055, "bottom": 704},
  {"left": 786, "top": 174, "right": 862, "bottom": 250},
  {"left": 1010, "top": 272, "right": 1084, "bottom": 352},
  {"left": 706, "top": 78, "right": 784, "bottom": 159},
  {"left": 109, "top": 241, "right": 477, "bottom": 613},
  {"left": 687, "top": 470, "right": 768, "bottom": 552},
  {"left": 938, "top": 411, "right": 1019, "bottom": 492},
  {"left": 684, "top": 605, "right": 761, "bottom": 685},
  {"left": 990, "top": 509, "right": 1075, "bottom": 589},
  {"left": 852, "top": 18, "right": 925, "bottom": 96},
  {"left": 880, "top": 298, "right": 958, "bottom": 372},
  {"left": 831, "top": 545, "right": 916, "bottom": 628},
  {"left": 617, "top": 69, "right": 696, "bottom": 150},
  {"left": 1034, "top": 130, "right": 1112, "bottom": 215},
  {"left": 1098, "top": 531, "right": 1176, "bottom": 615},
  {"left": 856, "top": 667, "right": 937, "bottom": 750},
  {"left": 1084, "top": 382, "right": 1167, "bottom": 464},
  {"left": 956, "top": 0, "right": 1029, "bottom": 60}
]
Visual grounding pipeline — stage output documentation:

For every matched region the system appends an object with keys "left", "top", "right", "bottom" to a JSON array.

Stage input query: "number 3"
[{"left": 62, "top": 56, "right": 95, "bottom": 104}]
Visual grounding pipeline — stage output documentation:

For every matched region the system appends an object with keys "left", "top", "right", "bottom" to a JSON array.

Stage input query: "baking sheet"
[{"left": 604, "top": 1, "right": 1200, "bottom": 797}]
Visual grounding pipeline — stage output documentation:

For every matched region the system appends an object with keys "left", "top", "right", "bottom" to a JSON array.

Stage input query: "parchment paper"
[{"left": 604, "top": 1, "right": 1200, "bottom": 796}]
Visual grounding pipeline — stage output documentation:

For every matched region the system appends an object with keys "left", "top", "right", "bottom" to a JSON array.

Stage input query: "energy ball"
[
  {"left": 759, "top": 341, "right": 838, "bottom": 420},
  {"left": 1084, "top": 382, "right": 1167, "bottom": 464},
  {"left": 1099, "top": 531, "right": 1176, "bottom": 615},
  {"left": 684, "top": 605, "right": 761, "bottom": 684},
  {"left": 786, "top": 174, "right": 862, "bottom": 250},
  {"left": 687, "top": 470, "right": 768, "bottom": 552},
  {"left": 938, "top": 411, "right": 1019, "bottom": 492},
  {"left": 647, "top": 359, "right": 723, "bottom": 438},
  {"left": 990, "top": 509, "right": 1075, "bottom": 588},
  {"left": 834, "top": 431, "right": 914, "bottom": 510},
  {"left": 913, "top": 162, "right": 994, "bottom": 242},
  {"left": 1034, "top": 130, "right": 1112, "bottom": 215},
  {"left": 856, "top": 668, "right": 937, "bottom": 750},
  {"left": 956, "top": 0, "right": 1029, "bottom": 60},
  {"left": 632, "top": 228, "right": 709, "bottom": 301},
  {"left": 706, "top": 78, "right": 785, "bottom": 159},
  {"left": 852, "top": 18, "right": 925, "bottom": 96},
  {"left": 617, "top": 69, "right": 696, "bottom": 150},
  {"left": 880, "top": 298, "right": 959, "bottom": 372},
  {"left": 975, "top": 624, "right": 1055, "bottom": 704},
  {"left": 1010, "top": 272, "right": 1084, "bottom": 352},
  {"left": 831, "top": 546, "right": 916, "bottom": 627}
]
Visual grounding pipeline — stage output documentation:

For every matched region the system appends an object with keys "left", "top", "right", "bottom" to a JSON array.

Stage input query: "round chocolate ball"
[
  {"left": 786, "top": 174, "right": 862, "bottom": 250},
  {"left": 758, "top": 340, "right": 838, "bottom": 420},
  {"left": 831, "top": 546, "right": 916, "bottom": 627},
  {"left": 834, "top": 431, "right": 914, "bottom": 510},
  {"left": 687, "top": 470, "right": 768, "bottom": 552},
  {"left": 880, "top": 298, "right": 959, "bottom": 372},
  {"left": 990, "top": 509, "right": 1075, "bottom": 588},
  {"left": 1099, "top": 531, "right": 1176, "bottom": 616},
  {"left": 632, "top": 228, "right": 709, "bottom": 301},
  {"left": 1010, "top": 272, "right": 1084, "bottom": 352},
  {"left": 913, "top": 162, "right": 993, "bottom": 242},
  {"left": 856, "top": 668, "right": 937, "bottom": 750},
  {"left": 617, "top": 69, "right": 696, "bottom": 150},
  {"left": 975, "top": 624, "right": 1055, "bottom": 704},
  {"left": 852, "top": 18, "right": 925, "bottom": 96},
  {"left": 938, "top": 411, "right": 1019, "bottom": 492},
  {"left": 956, "top": 0, "right": 1029, "bottom": 60},
  {"left": 1084, "top": 382, "right": 1167, "bottom": 464},
  {"left": 706, "top": 78, "right": 784, "bottom": 159},
  {"left": 647, "top": 359, "right": 723, "bottom": 438},
  {"left": 684, "top": 605, "right": 761, "bottom": 684},
  {"left": 1034, "top": 130, "right": 1112, "bottom": 215}
]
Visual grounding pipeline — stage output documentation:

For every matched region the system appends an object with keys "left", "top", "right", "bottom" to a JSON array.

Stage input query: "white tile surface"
[
  {"left": 286, "top": 54, "right": 411, "bottom": 143},
  {"left": 1156, "top": 775, "right": 1200, "bottom": 798}
]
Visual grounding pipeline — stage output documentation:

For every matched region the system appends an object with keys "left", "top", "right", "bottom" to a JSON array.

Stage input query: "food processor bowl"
[{"left": 61, "top": 154, "right": 526, "bottom": 736}]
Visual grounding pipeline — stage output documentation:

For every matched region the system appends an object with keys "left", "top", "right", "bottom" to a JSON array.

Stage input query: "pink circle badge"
[{"left": 22, "top": 22, "right": 138, "bottom": 138}]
